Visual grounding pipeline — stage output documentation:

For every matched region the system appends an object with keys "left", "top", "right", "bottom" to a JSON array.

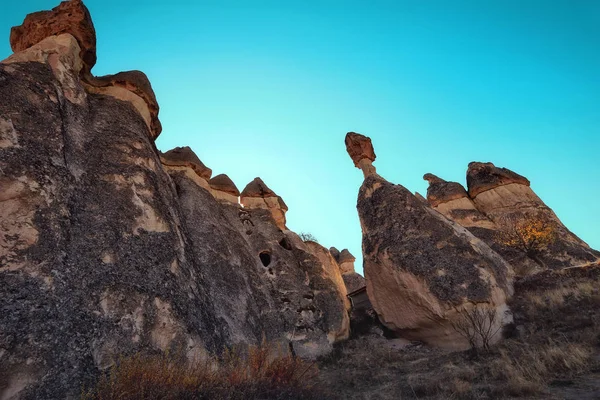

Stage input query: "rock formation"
[
  {"left": 240, "top": 178, "right": 289, "bottom": 231},
  {"left": 345, "top": 132, "right": 513, "bottom": 350},
  {"left": 423, "top": 163, "right": 599, "bottom": 272},
  {"left": 0, "top": 3, "right": 348, "bottom": 398},
  {"left": 208, "top": 174, "right": 240, "bottom": 203},
  {"left": 345, "top": 132, "right": 377, "bottom": 177},
  {"left": 330, "top": 248, "right": 366, "bottom": 293}
]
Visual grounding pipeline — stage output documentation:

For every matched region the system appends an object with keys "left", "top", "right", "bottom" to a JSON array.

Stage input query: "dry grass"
[{"left": 82, "top": 342, "right": 322, "bottom": 400}]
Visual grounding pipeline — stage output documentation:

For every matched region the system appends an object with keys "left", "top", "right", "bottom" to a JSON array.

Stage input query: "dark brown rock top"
[
  {"left": 423, "top": 173, "right": 469, "bottom": 207},
  {"left": 240, "top": 178, "right": 277, "bottom": 198},
  {"left": 161, "top": 147, "right": 212, "bottom": 180},
  {"left": 467, "top": 162, "right": 530, "bottom": 198},
  {"left": 10, "top": 0, "right": 97, "bottom": 74},
  {"left": 345, "top": 132, "right": 376, "bottom": 168},
  {"left": 329, "top": 247, "right": 340, "bottom": 261},
  {"left": 86, "top": 71, "right": 162, "bottom": 138},
  {"left": 338, "top": 249, "right": 356, "bottom": 264},
  {"left": 208, "top": 174, "right": 240, "bottom": 196}
]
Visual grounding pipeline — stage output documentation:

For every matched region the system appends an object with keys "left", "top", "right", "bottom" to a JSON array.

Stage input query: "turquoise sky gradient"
[{"left": 2, "top": 1, "right": 599, "bottom": 273}]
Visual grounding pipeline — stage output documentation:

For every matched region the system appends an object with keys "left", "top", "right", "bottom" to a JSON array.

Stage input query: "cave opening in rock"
[
  {"left": 259, "top": 251, "right": 271, "bottom": 267},
  {"left": 279, "top": 237, "right": 292, "bottom": 251}
]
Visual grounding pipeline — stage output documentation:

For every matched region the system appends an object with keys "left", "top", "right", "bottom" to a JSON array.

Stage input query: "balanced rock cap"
[
  {"left": 240, "top": 177, "right": 277, "bottom": 198},
  {"left": 10, "top": 0, "right": 97, "bottom": 74},
  {"left": 467, "top": 162, "right": 530, "bottom": 198},
  {"left": 423, "top": 173, "right": 469, "bottom": 207},
  {"left": 345, "top": 132, "right": 376, "bottom": 168},
  {"left": 209, "top": 174, "right": 240, "bottom": 196},
  {"left": 161, "top": 147, "right": 212, "bottom": 180}
]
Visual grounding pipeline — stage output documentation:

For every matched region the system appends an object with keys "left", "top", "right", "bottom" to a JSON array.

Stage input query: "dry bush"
[
  {"left": 451, "top": 306, "right": 502, "bottom": 350},
  {"left": 496, "top": 213, "right": 557, "bottom": 269},
  {"left": 298, "top": 232, "right": 318, "bottom": 243},
  {"left": 82, "top": 342, "right": 321, "bottom": 400}
]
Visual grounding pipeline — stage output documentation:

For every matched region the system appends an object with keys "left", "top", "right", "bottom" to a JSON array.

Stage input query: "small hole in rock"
[
  {"left": 279, "top": 237, "right": 292, "bottom": 251},
  {"left": 259, "top": 251, "right": 271, "bottom": 267},
  {"left": 268, "top": 268, "right": 274, "bottom": 275}
]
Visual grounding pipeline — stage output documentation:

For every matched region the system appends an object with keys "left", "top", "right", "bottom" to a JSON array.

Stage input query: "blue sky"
[{"left": 2, "top": 1, "right": 599, "bottom": 273}]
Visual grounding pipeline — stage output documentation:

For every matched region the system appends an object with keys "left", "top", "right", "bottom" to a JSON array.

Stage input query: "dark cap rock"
[
  {"left": 240, "top": 177, "right": 277, "bottom": 198},
  {"left": 208, "top": 174, "right": 240, "bottom": 196},
  {"left": 423, "top": 173, "right": 469, "bottom": 207},
  {"left": 467, "top": 162, "right": 530, "bottom": 198},
  {"left": 10, "top": 0, "right": 97, "bottom": 74},
  {"left": 161, "top": 147, "right": 212, "bottom": 180},
  {"left": 345, "top": 132, "right": 376, "bottom": 168}
]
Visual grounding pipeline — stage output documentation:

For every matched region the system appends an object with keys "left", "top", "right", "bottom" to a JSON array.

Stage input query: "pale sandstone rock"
[
  {"left": 241, "top": 178, "right": 288, "bottom": 230},
  {"left": 466, "top": 162, "right": 600, "bottom": 269}
]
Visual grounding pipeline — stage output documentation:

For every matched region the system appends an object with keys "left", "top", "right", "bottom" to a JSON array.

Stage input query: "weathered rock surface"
[
  {"left": 465, "top": 162, "right": 599, "bottom": 270},
  {"left": 10, "top": 0, "right": 96, "bottom": 74},
  {"left": 0, "top": 4, "right": 349, "bottom": 398},
  {"left": 347, "top": 134, "right": 513, "bottom": 349},
  {"left": 467, "top": 161, "right": 530, "bottom": 198},
  {"left": 241, "top": 178, "right": 288, "bottom": 230},
  {"left": 85, "top": 71, "right": 162, "bottom": 139}
]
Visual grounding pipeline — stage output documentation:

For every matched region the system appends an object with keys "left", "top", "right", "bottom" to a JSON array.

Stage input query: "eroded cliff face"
[
  {"left": 346, "top": 133, "right": 513, "bottom": 350},
  {"left": 0, "top": 2, "right": 348, "bottom": 399}
]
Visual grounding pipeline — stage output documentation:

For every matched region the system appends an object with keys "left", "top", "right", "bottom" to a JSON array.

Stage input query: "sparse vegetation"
[
  {"left": 298, "top": 232, "right": 318, "bottom": 243},
  {"left": 82, "top": 342, "right": 322, "bottom": 400},
  {"left": 497, "top": 213, "right": 558, "bottom": 269},
  {"left": 451, "top": 306, "right": 502, "bottom": 351}
]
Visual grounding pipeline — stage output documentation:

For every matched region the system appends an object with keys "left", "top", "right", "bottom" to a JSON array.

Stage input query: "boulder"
[
  {"left": 207, "top": 174, "right": 240, "bottom": 203},
  {"left": 346, "top": 134, "right": 513, "bottom": 349},
  {"left": 466, "top": 161, "right": 530, "bottom": 199}
]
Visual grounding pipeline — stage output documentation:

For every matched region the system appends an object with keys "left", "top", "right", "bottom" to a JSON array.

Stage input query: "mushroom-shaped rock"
[
  {"left": 467, "top": 162, "right": 530, "bottom": 198},
  {"left": 338, "top": 249, "right": 356, "bottom": 265},
  {"left": 85, "top": 71, "right": 161, "bottom": 138},
  {"left": 160, "top": 147, "right": 212, "bottom": 180},
  {"left": 423, "top": 173, "right": 469, "bottom": 207},
  {"left": 208, "top": 174, "right": 240, "bottom": 204},
  {"left": 10, "top": 0, "right": 97, "bottom": 74},
  {"left": 241, "top": 178, "right": 288, "bottom": 230},
  {"left": 240, "top": 177, "right": 276, "bottom": 198},
  {"left": 345, "top": 132, "right": 377, "bottom": 177},
  {"left": 209, "top": 174, "right": 240, "bottom": 196}
]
